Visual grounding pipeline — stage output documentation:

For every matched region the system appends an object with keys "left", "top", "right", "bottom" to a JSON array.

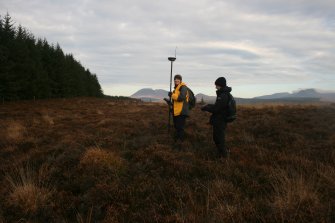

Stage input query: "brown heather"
[
  {"left": 80, "top": 147, "right": 124, "bottom": 173},
  {"left": 0, "top": 98, "right": 334, "bottom": 222},
  {"left": 6, "top": 121, "right": 26, "bottom": 142}
]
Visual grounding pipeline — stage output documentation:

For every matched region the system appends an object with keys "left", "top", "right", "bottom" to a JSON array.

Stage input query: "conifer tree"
[{"left": 0, "top": 13, "right": 104, "bottom": 101}]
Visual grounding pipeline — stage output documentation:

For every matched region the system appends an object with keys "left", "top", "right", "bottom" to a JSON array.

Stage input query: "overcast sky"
[{"left": 1, "top": 0, "right": 335, "bottom": 97}]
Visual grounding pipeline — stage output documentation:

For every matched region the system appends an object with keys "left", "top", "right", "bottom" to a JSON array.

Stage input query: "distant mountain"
[
  {"left": 254, "top": 88, "right": 335, "bottom": 102},
  {"left": 131, "top": 88, "right": 335, "bottom": 103},
  {"left": 254, "top": 92, "right": 291, "bottom": 99},
  {"left": 237, "top": 97, "right": 321, "bottom": 104},
  {"left": 292, "top": 89, "right": 320, "bottom": 98},
  {"left": 132, "top": 89, "right": 228, "bottom": 103},
  {"left": 195, "top": 93, "right": 216, "bottom": 103},
  {"left": 131, "top": 88, "right": 168, "bottom": 101},
  {"left": 195, "top": 88, "right": 335, "bottom": 104}
]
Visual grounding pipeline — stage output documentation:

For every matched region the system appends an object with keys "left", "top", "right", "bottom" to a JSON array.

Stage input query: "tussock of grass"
[
  {"left": 6, "top": 121, "right": 25, "bottom": 142},
  {"left": 96, "top": 109, "right": 104, "bottom": 115},
  {"left": 80, "top": 147, "right": 123, "bottom": 173},
  {"left": 76, "top": 206, "right": 93, "bottom": 223},
  {"left": 42, "top": 114, "right": 54, "bottom": 125},
  {"left": 5, "top": 165, "right": 53, "bottom": 215}
]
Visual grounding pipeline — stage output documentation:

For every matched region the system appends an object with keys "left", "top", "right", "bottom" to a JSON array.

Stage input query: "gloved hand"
[
  {"left": 168, "top": 92, "right": 172, "bottom": 97},
  {"left": 163, "top": 98, "right": 172, "bottom": 106}
]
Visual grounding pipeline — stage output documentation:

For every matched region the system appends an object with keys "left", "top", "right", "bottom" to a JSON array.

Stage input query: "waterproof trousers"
[
  {"left": 173, "top": 115, "right": 187, "bottom": 142},
  {"left": 213, "top": 122, "right": 228, "bottom": 157}
]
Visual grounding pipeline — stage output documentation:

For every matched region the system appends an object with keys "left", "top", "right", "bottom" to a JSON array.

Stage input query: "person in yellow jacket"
[{"left": 168, "top": 74, "right": 190, "bottom": 142}]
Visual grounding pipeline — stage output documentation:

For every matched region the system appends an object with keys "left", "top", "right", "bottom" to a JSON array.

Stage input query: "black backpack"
[
  {"left": 226, "top": 93, "right": 236, "bottom": 122},
  {"left": 186, "top": 87, "right": 196, "bottom": 110}
]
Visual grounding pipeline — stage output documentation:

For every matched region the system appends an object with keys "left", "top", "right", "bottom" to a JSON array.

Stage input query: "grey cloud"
[
  {"left": 1, "top": 0, "right": 334, "bottom": 96},
  {"left": 227, "top": 0, "right": 335, "bottom": 17}
]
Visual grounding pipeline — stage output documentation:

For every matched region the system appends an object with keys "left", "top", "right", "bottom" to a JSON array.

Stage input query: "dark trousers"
[
  {"left": 213, "top": 123, "right": 227, "bottom": 156},
  {"left": 173, "top": 115, "right": 186, "bottom": 141}
]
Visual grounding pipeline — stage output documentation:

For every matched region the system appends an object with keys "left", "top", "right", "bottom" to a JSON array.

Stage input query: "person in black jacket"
[{"left": 201, "top": 77, "right": 231, "bottom": 158}]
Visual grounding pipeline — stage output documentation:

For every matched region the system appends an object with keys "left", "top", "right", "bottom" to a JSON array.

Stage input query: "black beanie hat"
[
  {"left": 215, "top": 77, "right": 226, "bottom": 87},
  {"left": 174, "top": 74, "right": 182, "bottom": 81}
]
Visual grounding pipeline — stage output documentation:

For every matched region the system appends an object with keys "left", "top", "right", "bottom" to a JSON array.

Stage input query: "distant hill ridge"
[
  {"left": 131, "top": 88, "right": 335, "bottom": 103},
  {"left": 131, "top": 88, "right": 168, "bottom": 99}
]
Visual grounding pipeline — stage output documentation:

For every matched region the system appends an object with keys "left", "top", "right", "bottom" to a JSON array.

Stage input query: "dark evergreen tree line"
[{"left": 0, "top": 13, "right": 103, "bottom": 101}]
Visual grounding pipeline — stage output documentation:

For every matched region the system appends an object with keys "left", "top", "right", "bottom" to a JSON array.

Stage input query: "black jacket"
[{"left": 202, "top": 86, "right": 232, "bottom": 125}]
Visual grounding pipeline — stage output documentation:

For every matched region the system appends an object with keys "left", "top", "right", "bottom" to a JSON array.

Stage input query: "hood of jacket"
[{"left": 216, "top": 86, "right": 232, "bottom": 95}]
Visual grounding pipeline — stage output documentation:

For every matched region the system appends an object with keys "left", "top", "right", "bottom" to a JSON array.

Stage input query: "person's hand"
[
  {"left": 168, "top": 92, "right": 172, "bottom": 97},
  {"left": 163, "top": 98, "right": 171, "bottom": 105}
]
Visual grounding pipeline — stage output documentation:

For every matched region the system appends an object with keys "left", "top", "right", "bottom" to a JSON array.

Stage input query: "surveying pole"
[{"left": 167, "top": 56, "right": 176, "bottom": 132}]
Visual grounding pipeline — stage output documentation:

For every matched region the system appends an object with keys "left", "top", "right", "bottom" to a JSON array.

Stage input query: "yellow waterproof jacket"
[{"left": 171, "top": 82, "right": 190, "bottom": 116}]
